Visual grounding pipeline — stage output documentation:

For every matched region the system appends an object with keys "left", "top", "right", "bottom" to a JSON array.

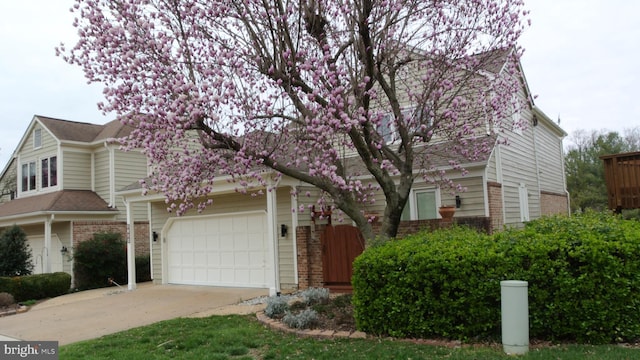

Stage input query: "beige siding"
[
  {"left": 150, "top": 191, "right": 296, "bottom": 287},
  {"left": 62, "top": 150, "right": 92, "bottom": 189},
  {"left": 534, "top": 123, "right": 566, "bottom": 194},
  {"left": 494, "top": 75, "right": 541, "bottom": 226},
  {"left": 52, "top": 222, "right": 72, "bottom": 274},
  {"left": 113, "top": 150, "right": 148, "bottom": 221},
  {"left": 17, "top": 123, "right": 58, "bottom": 197},
  {"left": 276, "top": 187, "right": 295, "bottom": 288},
  {"left": 0, "top": 160, "right": 17, "bottom": 203},
  {"left": 94, "top": 149, "right": 110, "bottom": 202},
  {"left": 440, "top": 176, "right": 486, "bottom": 217},
  {"left": 485, "top": 148, "right": 498, "bottom": 183}
]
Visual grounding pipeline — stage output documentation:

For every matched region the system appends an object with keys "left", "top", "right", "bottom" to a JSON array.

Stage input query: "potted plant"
[{"left": 438, "top": 204, "right": 456, "bottom": 220}]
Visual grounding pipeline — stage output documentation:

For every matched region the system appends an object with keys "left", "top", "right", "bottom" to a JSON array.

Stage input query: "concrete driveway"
[{"left": 0, "top": 283, "right": 267, "bottom": 345}]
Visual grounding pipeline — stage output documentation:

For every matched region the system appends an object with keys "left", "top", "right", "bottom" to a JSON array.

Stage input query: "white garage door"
[{"left": 166, "top": 212, "right": 270, "bottom": 287}]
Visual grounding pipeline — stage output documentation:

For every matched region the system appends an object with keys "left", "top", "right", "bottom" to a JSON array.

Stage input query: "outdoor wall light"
[
  {"left": 455, "top": 195, "right": 462, "bottom": 208},
  {"left": 60, "top": 246, "right": 68, "bottom": 254},
  {"left": 153, "top": 231, "right": 159, "bottom": 242},
  {"left": 280, "top": 224, "right": 288, "bottom": 238}
]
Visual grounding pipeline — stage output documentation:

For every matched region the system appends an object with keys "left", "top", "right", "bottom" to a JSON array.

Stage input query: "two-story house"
[
  {"left": 117, "top": 49, "right": 569, "bottom": 295},
  {"left": 0, "top": 116, "right": 149, "bottom": 281}
]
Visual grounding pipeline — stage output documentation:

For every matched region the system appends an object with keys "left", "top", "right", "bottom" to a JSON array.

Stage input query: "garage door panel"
[{"left": 167, "top": 213, "right": 269, "bottom": 287}]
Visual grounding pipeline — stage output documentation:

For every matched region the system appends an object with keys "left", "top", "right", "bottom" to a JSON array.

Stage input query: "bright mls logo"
[{"left": 1, "top": 341, "right": 58, "bottom": 359}]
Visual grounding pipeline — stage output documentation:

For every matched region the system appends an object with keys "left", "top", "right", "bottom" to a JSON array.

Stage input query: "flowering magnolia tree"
[{"left": 61, "top": 0, "right": 528, "bottom": 240}]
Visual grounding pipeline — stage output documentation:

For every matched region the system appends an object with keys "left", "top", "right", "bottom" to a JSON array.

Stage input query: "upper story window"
[
  {"left": 34, "top": 128, "right": 42, "bottom": 149},
  {"left": 21, "top": 161, "right": 36, "bottom": 192},
  {"left": 41, "top": 156, "right": 57, "bottom": 188},
  {"left": 21, "top": 156, "right": 58, "bottom": 193},
  {"left": 380, "top": 106, "right": 433, "bottom": 143}
]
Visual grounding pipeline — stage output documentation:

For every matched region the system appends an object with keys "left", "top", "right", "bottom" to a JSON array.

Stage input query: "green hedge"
[
  {"left": 0, "top": 272, "right": 71, "bottom": 302},
  {"left": 352, "top": 212, "right": 640, "bottom": 344},
  {"left": 74, "top": 232, "right": 127, "bottom": 290}
]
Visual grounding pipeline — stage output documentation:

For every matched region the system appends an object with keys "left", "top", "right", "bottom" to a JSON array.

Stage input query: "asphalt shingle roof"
[{"left": 0, "top": 190, "right": 116, "bottom": 218}]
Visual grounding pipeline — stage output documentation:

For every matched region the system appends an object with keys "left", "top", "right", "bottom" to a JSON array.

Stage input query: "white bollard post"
[{"left": 501, "top": 280, "right": 529, "bottom": 355}]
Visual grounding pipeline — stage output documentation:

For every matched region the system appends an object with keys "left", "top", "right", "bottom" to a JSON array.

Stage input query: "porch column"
[
  {"left": 125, "top": 199, "right": 137, "bottom": 290},
  {"left": 44, "top": 215, "right": 53, "bottom": 273},
  {"left": 266, "top": 186, "right": 280, "bottom": 296}
]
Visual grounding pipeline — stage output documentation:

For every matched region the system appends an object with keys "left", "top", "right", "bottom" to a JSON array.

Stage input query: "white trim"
[
  {"left": 266, "top": 187, "right": 279, "bottom": 295},
  {"left": 291, "top": 190, "right": 299, "bottom": 286},
  {"left": 518, "top": 183, "right": 530, "bottom": 222},
  {"left": 403, "top": 187, "right": 440, "bottom": 220},
  {"left": 148, "top": 202, "right": 154, "bottom": 281},
  {"left": 125, "top": 199, "right": 137, "bottom": 290}
]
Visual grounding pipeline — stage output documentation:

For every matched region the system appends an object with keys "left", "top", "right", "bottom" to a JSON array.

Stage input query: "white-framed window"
[
  {"left": 511, "top": 95, "right": 522, "bottom": 135},
  {"left": 518, "top": 183, "right": 530, "bottom": 222},
  {"left": 41, "top": 156, "right": 58, "bottom": 188},
  {"left": 34, "top": 128, "right": 42, "bottom": 149},
  {"left": 401, "top": 188, "right": 440, "bottom": 220},
  {"left": 379, "top": 106, "right": 434, "bottom": 144},
  {"left": 21, "top": 161, "right": 37, "bottom": 192}
]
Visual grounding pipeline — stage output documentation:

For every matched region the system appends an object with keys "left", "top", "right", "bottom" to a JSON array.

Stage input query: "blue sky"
[{"left": 1, "top": 0, "right": 638, "bottom": 168}]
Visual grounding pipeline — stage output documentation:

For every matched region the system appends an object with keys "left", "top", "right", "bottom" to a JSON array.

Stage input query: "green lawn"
[{"left": 60, "top": 315, "right": 639, "bottom": 359}]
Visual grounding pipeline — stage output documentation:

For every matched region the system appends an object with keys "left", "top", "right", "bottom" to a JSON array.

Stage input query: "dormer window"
[
  {"left": 34, "top": 128, "right": 42, "bottom": 149},
  {"left": 41, "top": 156, "right": 57, "bottom": 188}
]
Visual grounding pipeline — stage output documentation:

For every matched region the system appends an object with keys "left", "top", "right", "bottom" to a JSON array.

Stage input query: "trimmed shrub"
[
  {"left": 0, "top": 272, "right": 71, "bottom": 302},
  {"left": 352, "top": 213, "right": 640, "bottom": 344},
  {"left": 353, "top": 226, "right": 503, "bottom": 340},
  {"left": 0, "top": 225, "right": 33, "bottom": 276},
  {"left": 73, "top": 232, "right": 126, "bottom": 290},
  {"left": 496, "top": 211, "right": 640, "bottom": 343},
  {"left": 135, "top": 255, "right": 152, "bottom": 283}
]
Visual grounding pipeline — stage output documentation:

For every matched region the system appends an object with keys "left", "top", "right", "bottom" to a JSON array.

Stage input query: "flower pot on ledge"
[{"left": 438, "top": 206, "right": 456, "bottom": 220}]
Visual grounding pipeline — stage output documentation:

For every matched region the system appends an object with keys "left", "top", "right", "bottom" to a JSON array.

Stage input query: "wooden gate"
[{"left": 321, "top": 225, "right": 365, "bottom": 292}]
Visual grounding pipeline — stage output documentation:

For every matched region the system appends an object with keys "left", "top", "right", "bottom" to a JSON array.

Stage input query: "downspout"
[
  {"left": 148, "top": 202, "right": 153, "bottom": 281},
  {"left": 559, "top": 137, "right": 571, "bottom": 215},
  {"left": 531, "top": 123, "right": 543, "bottom": 217},
  {"left": 105, "top": 143, "right": 116, "bottom": 207},
  {"left": 291, "top": 187, "right": 299, "bottom": 286}
]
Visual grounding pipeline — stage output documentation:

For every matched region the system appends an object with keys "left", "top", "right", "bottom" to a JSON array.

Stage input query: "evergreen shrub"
[
  {"left": 0, "top": 272, "right": 71, "bottom": 302},
  {"left": 73, "top": 232, "right": 126, "bottom": 290},
  {"left": 352, "top": 212, "right": 640, "bottom": 343},
  {"left": 0, "top": 225, "right": 33, "bottom": 276}
]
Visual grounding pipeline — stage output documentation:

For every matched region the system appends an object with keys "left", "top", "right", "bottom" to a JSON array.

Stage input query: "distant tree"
[
  {"left": 565, "top": 128, "right": 639, "bottom": 213},
  {"left": 61, "top": 0, "right": 528, "bottom": 240},
  {"left": 0, "top": 225, "right": 33, "bottom": 277}
]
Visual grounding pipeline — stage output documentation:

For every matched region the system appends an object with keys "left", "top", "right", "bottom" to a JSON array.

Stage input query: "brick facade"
[
  {"left": 487, "top": 181, "right": 503, "bottom": 231},
  {"left": 295, "top": 225, "right": 324, "bottom": 289},
  {"left": 540, "top": 191, "right": 569, "bottom": 216},
  {"left": 295, "top": 216, "right": 491, "bottom": 290},
  {"left": 72, "top": 221, "right": 150, "bottom": 255}
]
